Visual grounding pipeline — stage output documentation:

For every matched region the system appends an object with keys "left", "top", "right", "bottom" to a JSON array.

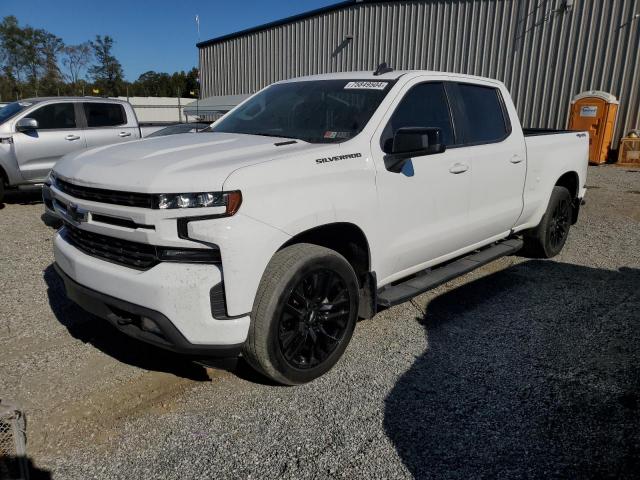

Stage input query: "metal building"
[{"left": 197, "top": 0, "right": 640, "bottom": 145}]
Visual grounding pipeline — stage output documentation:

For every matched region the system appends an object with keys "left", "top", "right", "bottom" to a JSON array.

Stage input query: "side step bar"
[{"left": 377, "top": 238, "right": 523, "bottom": 308}]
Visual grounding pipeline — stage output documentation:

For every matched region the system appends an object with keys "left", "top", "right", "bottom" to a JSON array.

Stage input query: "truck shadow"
[
  {"left": 0, "top": 455, "right": 52, "bottom": 480},
  {"left": 383, "top": 260, "right": 640, "bottom": 479},
  {"left": 43, "top": 264, "right": 210, "bottom": 381}
]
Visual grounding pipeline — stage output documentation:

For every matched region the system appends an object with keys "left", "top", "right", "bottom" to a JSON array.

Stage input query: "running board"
[{"left": 377, "top": 238, "right": 523, "bottom": 308}]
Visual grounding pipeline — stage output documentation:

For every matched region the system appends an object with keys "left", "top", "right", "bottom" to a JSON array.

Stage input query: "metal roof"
[{"left": 196, "top": 0, "right": 376, "bottom": 48}]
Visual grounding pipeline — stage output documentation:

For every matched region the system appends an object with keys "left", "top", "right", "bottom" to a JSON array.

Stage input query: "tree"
[
  {"left": 0, "top": 16, "right": 26, "bottom": 98},
  {"left": 61, "top": 42, "right": 92, "bottom": 93},
  {"left": 0, "top": 16, "right": 63, "bottom": 97},
  {"left": 88, "top": 35, "right": 123, "bottom": 96},
  {"left": 38, "top": 30, "right": 64, "bottom": 95}
]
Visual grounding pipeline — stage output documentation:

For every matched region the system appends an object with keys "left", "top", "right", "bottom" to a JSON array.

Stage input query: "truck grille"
[
  {"left": 55, "top": 178, "right": 154, "bottom": 209},
  {"left": 63, "top": 225, "right": 159, "bottom": 270}
]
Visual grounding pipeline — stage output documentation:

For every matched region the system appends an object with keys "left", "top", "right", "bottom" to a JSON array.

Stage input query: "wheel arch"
[
  {"left": 279, "top": 222, "right": 377, "bottom": 319},
  {"left": 554, "top": 171, "right": 580, "bottom": 224},
  {"left": 555, "top": 171, "right": 579, "bottom": 199},
  {"left": 280, "top": 222, "right": 371, "bottom": 281}
]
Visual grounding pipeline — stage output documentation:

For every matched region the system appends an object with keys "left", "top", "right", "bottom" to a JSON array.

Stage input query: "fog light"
[{"left": 140, "top": 316, "right": 163, "bottom": 336}]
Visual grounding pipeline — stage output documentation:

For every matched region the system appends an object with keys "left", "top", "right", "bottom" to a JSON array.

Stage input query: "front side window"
[
  {"left": 29, "top": 103, "right": 77, "bottom": 130},
  {"left": 212, "top": 80, "right": 393, "bottom": 143},
  {"left": 381, "top": 82, "right": 454, "bottom": 152},
  {"left": 456, "top": 84, "right": 509, "bottom": 144},
  {"left": 84, "top": 103, "right": 126, "bottom": 127}
]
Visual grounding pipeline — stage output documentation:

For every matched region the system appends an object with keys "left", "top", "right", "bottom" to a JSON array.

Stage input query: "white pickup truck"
[{"left": 47, "top": 70, "right": 588, "bottom": 384}]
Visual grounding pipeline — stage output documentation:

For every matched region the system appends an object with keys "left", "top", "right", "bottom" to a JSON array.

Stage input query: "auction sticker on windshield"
[{"left": 344, "top": 81, "right": 388, "bottom": 90}]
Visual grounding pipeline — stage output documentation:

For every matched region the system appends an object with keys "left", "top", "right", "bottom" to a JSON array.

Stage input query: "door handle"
[
  {"left": 118, "top": 132, "right": 132, "bottom": 137},
  {"left": 510, "top": 155, "right": 524, "bottom": 164},
  {"left": 65, "top": 134, "right": 80, "bottom": 141},
  {"left": 449, "top": 163, "right": 469, "bottom": 174}
]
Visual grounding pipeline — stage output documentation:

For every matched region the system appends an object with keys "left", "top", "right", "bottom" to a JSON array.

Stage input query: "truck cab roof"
[{"left": 278, "top": 69, "right": 506, "bottom": 88}]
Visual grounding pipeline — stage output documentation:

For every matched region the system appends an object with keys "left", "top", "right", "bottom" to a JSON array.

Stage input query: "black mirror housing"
[{"left": 385, "top": 127, "right": 446, "bottom": 172}]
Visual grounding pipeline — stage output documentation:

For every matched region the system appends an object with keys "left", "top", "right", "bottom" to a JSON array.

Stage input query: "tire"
[
  {"left": 0, "top": 178, "right": 4, "bottom": 204},
  {"left": 523, "top": 186, "right": 573, "bottom": 258},
  {"left": 242, "top": 243, "right": 359, "bottom": 385}
]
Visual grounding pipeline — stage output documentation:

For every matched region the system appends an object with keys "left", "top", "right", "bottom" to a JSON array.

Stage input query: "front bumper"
[
  {"left": 54, "top": 264, "right": 243, "bottom": 357},
  {"left": 54, "top": 231, "right": 251, "bottom": 353}
]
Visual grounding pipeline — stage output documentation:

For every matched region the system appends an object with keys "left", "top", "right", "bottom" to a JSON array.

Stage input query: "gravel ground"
[{"left": 0, "top": 165, "right": 638, "bottom": 479}]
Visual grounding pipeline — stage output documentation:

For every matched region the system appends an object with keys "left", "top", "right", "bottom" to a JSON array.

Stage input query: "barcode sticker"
[{"left": 344, "top": 81, "right": 389, "bottom": 90}]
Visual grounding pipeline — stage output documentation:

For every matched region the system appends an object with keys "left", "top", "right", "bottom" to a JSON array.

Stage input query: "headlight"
[{"left": 154, "top": 190, "right": 242, "bottom": 215}]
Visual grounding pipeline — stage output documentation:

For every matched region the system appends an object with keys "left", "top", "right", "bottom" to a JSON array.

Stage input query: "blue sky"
[{"left": 1, "top": 0, "right": 338, "bottom": 81}]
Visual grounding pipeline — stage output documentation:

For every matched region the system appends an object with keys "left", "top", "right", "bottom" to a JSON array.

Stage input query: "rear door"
[
  {"left": 448, "top": 81, "right": 526, "bottom": 243},
  {"left": 81, "top": 102, "right": 139, "bottom": 148},
  {"left": 12, "top": 101, "right": 86, "bottom": 181}
]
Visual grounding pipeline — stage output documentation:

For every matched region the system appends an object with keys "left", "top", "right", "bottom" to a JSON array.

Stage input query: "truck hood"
[{"left": 53, "top": 132, "right": 322, "bottom": 193}]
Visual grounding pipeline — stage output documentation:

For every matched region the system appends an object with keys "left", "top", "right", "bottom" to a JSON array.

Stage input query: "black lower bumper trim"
[{"left": 54, "top": 264, "right": 243, "bottom": 357}]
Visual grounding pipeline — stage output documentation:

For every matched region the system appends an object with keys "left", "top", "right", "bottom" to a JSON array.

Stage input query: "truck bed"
[
  {"left": 523, "top": 128, "right": 579, "bottom": 136},
  {"left": 519, "top": 128, "right": 589, "bottom": 230}
]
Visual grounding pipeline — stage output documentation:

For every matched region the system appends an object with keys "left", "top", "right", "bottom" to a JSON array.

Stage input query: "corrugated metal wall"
[{"left": 199, "top": 0, "right": 640, "bottom": 144}]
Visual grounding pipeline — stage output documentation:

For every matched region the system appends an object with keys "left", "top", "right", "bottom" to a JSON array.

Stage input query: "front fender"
[{"left": 0, "top": 142, "right": 23, "bottom": 185}]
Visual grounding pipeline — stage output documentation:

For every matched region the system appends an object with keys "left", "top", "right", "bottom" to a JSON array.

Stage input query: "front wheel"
[
  {"left": 523, "top": 186, "right": 573, "bottom": 258},
  {"left": 242, "top": 243, "right": 359, "bottom": 385}
]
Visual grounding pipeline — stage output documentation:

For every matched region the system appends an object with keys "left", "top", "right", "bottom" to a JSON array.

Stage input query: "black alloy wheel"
[
  {"left": 278, "top": 268, "right": 352, "bottom": 369},
  {"left": 548, "top": 195, "right": 571, "bottom": 250},
  {"left": 522, "top": 185, "right": 573, "bottom": 258},
  {"left": 242, "top": 243, "right": 359, "bottom": 385}
]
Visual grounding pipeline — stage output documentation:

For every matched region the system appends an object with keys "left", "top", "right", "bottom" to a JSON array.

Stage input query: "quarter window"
[
  {"left": 84, "top": 103, "right": 126, "bottom": 127},
  {"left": 29, "top": 103, "right": 76, "bottom": 130},
  {"left": 382, "top": 82, "right": 454, "bottom": 152},
  {"left": 456, "top": 84, "right": 509, "bottom": 144}
]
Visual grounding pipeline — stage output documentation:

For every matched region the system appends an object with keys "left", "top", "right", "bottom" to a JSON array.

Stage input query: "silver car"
[{"left": 0, "top": 97, "right": 141, "bottom": 202}]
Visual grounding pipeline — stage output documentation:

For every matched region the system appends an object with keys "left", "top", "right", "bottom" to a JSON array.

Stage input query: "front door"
[
  {"left": 371, "top": 78, "right": 473, "bottom": 284},
  {"left": 13, "top": 102, "right": 86, "bottom": 181}
]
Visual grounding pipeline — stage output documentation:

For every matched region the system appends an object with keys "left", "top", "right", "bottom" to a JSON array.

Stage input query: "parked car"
[
  {"left": 47, "top": 70, "right": 588, "bottom": 384},
  {"left": 0, "top": 97, "right": 154, "bottom": 202},
  {"left": 146, "top": 122, "right": 210, "bottom": 138}
]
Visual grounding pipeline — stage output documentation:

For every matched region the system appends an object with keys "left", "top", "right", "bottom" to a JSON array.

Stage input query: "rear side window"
[
  {"left": 29, "top": 103, "right": 76, "bottom": 129},
  {"left": 382, "top": 82, "right": 454, "bottom": 152},
  {"left": 84, "top": 103, "right": 126, "bottom": 127},
  {"left": 456, "top": 84, "right": 509, "bottom": 144}
]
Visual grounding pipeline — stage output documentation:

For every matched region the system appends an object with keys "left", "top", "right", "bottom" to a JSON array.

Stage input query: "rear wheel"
[
  {"left": 0, "top": 176, "right": 5, "bottom": 203},
  {"left": 242, "top": 243, "right": 359, "bottom": 385},
  {"left": 523, "top": 186, "right": 573, "bottom": 258}
]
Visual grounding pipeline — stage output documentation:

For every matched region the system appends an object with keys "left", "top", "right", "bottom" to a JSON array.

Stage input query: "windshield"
[
  {"left": 212, "top": 80, "right": 394, "bottom": 143},
  {"left": 0, "top": 101, "right": 34, "bottom": 124}
]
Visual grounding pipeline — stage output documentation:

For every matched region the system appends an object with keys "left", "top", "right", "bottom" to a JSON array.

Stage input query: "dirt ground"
[{"left": 0, "top": 165, "right": 638, "bottom": 479}]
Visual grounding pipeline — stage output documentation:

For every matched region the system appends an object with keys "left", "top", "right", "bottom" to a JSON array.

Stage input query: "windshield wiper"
[{"left": 249, "top": 132, "right": 302, "bottom": 141}]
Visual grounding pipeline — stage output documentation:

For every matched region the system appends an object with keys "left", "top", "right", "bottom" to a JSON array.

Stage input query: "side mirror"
[
  {"left": 385, "top": 127, "right": 446, "bottom": 172},
  {"left": 16, "top": 118, "right": 39, "bottom": 132}
]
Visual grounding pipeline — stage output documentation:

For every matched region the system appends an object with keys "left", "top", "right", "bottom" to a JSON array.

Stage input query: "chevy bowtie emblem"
[{"left": 67, "top": 203, "right": 88, "bottom": 224}]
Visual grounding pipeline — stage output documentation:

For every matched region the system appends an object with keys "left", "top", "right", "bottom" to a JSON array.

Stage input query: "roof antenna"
[{"left": 373, "top": 62, "right": 393, "bottom": 76}]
